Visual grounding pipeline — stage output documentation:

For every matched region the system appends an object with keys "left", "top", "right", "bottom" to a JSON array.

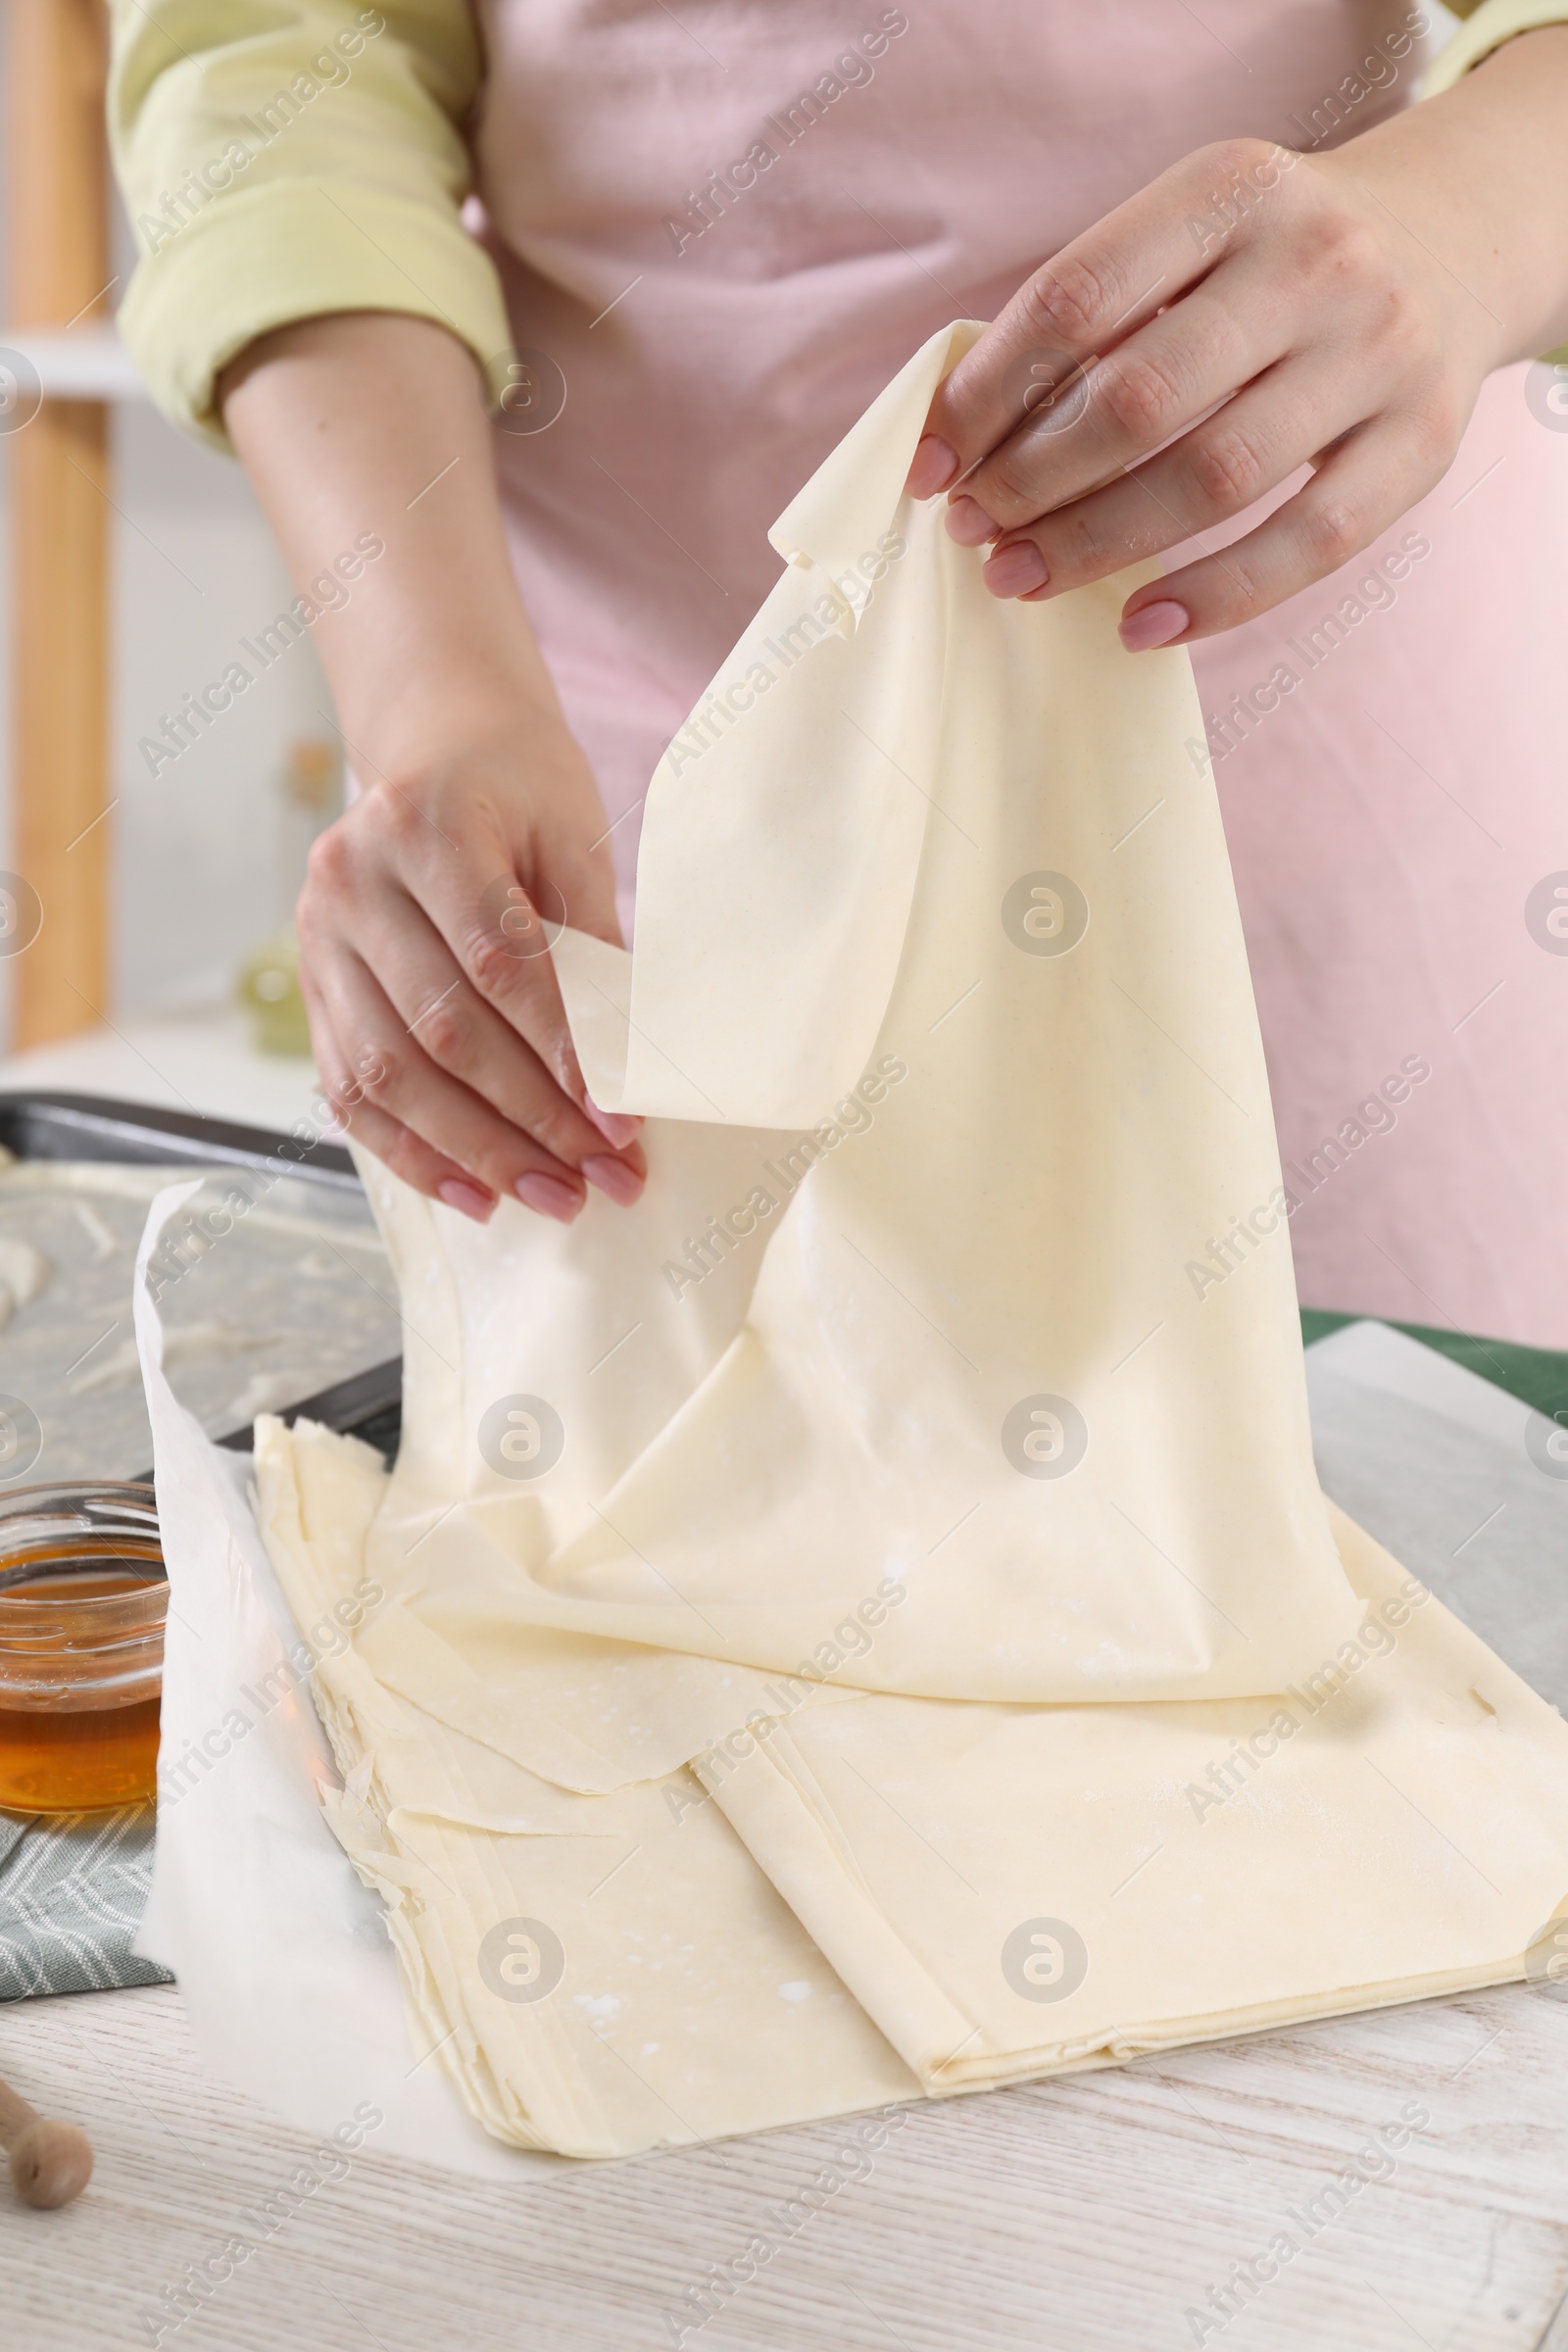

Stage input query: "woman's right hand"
[
  {"left": 299, "top": 707, "right": 645, "bottom": 1227},
  {"left": 220, "top": 310, "right": 645, "bottom": 1225}
]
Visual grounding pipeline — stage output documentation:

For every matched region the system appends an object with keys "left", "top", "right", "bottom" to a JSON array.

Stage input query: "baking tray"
[{"left": 0, "top": 1092, "right": 403, "bottom": 1475}]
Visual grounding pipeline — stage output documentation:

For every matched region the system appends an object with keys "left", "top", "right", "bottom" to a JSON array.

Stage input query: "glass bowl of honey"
[{"left": 0, "top": 1483, "right": 165, "bottom": 1814}]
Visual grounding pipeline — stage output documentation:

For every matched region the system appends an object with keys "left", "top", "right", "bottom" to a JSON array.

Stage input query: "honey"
[
  {"left": 0, "top": 1690, "right": 162, "bottom": 1812},
  {"left": 0, "top": 1488, "right": 165, "bottom": 1817}
]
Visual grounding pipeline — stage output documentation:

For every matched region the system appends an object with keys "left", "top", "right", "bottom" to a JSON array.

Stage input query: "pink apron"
[{"left": 466, "top": 0, "right": 1568, "bottom": 1347}]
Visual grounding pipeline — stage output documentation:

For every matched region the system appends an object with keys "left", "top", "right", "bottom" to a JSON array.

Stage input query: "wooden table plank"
[{"left": 6, "top": 1979, "right": 1568, "bottom": 2351}]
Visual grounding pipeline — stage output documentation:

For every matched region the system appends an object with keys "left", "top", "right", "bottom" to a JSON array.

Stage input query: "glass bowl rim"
[{"left": 0, "top": 1480, "right": 165, "bottom": 1612}]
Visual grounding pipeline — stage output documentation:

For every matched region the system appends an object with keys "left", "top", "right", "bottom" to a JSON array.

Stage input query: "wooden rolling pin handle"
[{"left": 0, "top": 2072, "right": 93, "bottom": 2208}]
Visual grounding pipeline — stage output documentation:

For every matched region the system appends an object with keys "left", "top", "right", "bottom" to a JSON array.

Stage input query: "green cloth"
[{"left": 0, "top": 1803, "right": 172, "bottom": 2001}]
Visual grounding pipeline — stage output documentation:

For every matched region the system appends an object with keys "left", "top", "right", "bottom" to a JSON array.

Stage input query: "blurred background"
[
  {"left": 0, "top": 0, "right": 1469, "bottom": 1145},
  {"left": 0, "top": 0, "right": 335, "bottom": 1132}
]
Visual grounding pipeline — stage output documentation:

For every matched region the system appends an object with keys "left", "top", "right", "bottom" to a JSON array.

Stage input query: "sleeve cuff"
[
  {"left": 1421, "top": 0, "right": 1568, "bottom": 97},
  {"left": 118, "top": 177, "right": 513, "bottom": 451}
]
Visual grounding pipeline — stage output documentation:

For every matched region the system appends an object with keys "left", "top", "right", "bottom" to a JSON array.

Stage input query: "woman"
[{"left": 110, "top": 0, "right": 1568, "bottom": 1344}]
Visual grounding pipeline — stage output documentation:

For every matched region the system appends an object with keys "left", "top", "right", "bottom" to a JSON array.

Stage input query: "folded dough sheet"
[{"left": 252, "top": 323, "right": 1568, "bottom": 2159}]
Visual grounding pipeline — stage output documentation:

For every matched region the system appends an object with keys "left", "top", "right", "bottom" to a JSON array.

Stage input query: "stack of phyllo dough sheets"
[{"left": 256, "top": 324, "right": 1568, "bottom": 2160}]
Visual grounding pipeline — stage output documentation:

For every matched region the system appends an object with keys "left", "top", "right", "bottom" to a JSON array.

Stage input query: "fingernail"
[
  {"left": 1119, "top": 599, "right": 1190, "bottom": 651},
  {"left": 906, "top": 434, "right": 958, "bottom": 498},
  {"left": 436, "top": 1178, "right": 496, "bottom": 1224},
  {"left": 944, "top": 495, "right": 999, "bottom": 548},
  {"left": 514, "top": 1171, "right": 584, "bottom": 1224},
  {"left": 581, "top": 1152, "right": 645, "bottom": 1205},
  {"left": 584, "top": 1093, "right": 641, "bottom": 1150},
  {"left": 982, "top": 541, "right": 1049, "bottom": 598}
]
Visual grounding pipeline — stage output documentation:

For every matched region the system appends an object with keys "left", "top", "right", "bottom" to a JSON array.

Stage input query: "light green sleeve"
[
  {"left": 109, "top": 0, "right": 512, "bottom": 450},
  {"left": 1424, "top": 0, "right": 1568, "bottom": 91}
]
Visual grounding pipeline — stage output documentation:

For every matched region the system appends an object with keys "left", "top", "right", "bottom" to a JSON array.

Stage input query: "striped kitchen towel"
[{"left": 0, "top": 1804, "right": 172, "bottom": 1998}]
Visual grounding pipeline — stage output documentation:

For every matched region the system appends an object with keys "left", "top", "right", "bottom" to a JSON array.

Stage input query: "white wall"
[{"left": 110, "top": 398, "right": 332, "bottom": 1015}]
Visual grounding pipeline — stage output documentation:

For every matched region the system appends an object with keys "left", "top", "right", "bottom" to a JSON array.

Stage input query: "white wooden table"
[{"left": 5, "top": 1976, "right": 1568, "bottom": 2351}]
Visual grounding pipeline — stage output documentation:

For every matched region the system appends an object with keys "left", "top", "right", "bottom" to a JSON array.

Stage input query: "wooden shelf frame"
[{"left": 5, "top": 0, "right": 113, "bottom": 1048}]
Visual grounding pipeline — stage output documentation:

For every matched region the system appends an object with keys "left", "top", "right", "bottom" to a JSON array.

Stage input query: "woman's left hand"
[{"left": 907, "top": 25, "right": 1568, "bottom": 649}]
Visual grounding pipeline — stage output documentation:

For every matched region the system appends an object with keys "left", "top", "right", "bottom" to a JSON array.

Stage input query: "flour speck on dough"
[
  {"left": 74, "top": 1202, "right": 121, "bottom": 1263},
  {"left": 0, "top": 1239, "right": 52, "bottom": 1333}
]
